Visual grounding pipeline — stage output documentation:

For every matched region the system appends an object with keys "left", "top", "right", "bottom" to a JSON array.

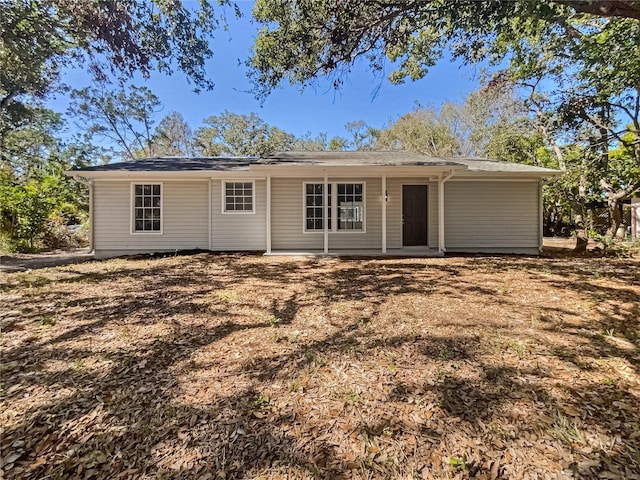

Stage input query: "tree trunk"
[
  {"left": 604, "top": 197, "right": 622, "bottom": 239},
  {"left": 575, "top": 232, "right": 589, "bottom": 252},
  {"left": 574, "top": 157, "right": 590, "bottom": 252},
  {"left": 574, "top": 209, "right": 589, "bottom": 252},
  {"left": 600, "top": 178, "right": 633, "bottom": 241}
]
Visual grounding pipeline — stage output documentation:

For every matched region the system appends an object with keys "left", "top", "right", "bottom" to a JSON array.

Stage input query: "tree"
[
  {"left": 249, "top": 1, "right": 640, "bottom": 97},
  {"left": 375, "top": 107, "right": 460, "bottom": 156},
  {"left": 195, "top": 111, "right": 295, "bottom": 156},
  {"left": 1, "top": 0, "right": 234, "bottom": 133},
  {"left": 69, "top": 85, "right": 162, "bottom": 160},
  {"left": 250, "top": 0, "right": 640, "bottom": 249},
  {"left": 345, "top": 120, "right": 377, "bottom": 151},
  {"left": 0, "top": 112, "right": 92, "bottom": 252},
  {"left": 0, "top": 107, "right": 62, "bottom": 180},
  {"left": 292, "top": 132, "right": 330, "bottom": 151},
  {"left": 153, "top": 112, "right": 195, "bottom": 157}
]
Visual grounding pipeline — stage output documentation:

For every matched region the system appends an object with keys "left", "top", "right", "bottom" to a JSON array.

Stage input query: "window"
[
  {"left": 304, "top": 182, "right": 364, "bottom": 232},
  {"left": 337, "top": 183, "right": 364, "bottom": 230},
  {"left": 133, "top": 184, "right": 162, "bottom": 233},
  {"left": 224, "top": 181, "right": 254, "bottom": 213},
  {"left": 305, "top": 183, "right": 331, "bottom": 230}
]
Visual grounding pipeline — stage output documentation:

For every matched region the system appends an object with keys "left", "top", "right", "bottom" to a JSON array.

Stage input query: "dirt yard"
[{"left": 1, "top": 251, "right": 639, "bottom": 479}]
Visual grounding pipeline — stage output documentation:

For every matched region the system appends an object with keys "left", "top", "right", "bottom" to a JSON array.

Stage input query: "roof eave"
[
  {"left": 457, "top": 169, "right": 561, "bottom": 177},
  {"left": 64, "top": 169, "right": 255, "bottom": 179}
]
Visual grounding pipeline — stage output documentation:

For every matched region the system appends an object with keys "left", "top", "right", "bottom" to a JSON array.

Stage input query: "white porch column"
[
  {"left": 323, "top": 175, "right": 329, "bottom": 253},
  {"left": 438, "top": 170, "right": 455, "bottom": 253},
  {"left": 381, "top": 175, "right": 387, "bottom": 253},
  {"left": 266, "top": 175, "right": 272, "bottom": 254},
  {"left": 438, "top": 174, "right": 445, "bottom": 253},
  {"left": 208, "top": 179, "right": 212, "bottom": 251}
]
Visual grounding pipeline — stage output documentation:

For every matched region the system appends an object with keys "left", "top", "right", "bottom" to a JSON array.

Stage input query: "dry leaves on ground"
[{"left": 1, "top": 250, "right": 639, "bottom": 479}]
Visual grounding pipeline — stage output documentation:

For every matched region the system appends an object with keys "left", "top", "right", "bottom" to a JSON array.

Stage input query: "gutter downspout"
[
  {"left": 381, "top": 174, "right": 387, "bottom": 253},
  {"left": 438, "top": 170, "right": 455, "bottom": 254}
]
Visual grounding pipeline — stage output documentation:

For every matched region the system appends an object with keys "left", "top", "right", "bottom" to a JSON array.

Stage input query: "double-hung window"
[
  {"left": 223, "top": 181, "right": 254, "bottom": 213},
  {"left": 305, "top": 183, "right": 331, "bottom": 231},
  {"left": 304, "top": 182, "right": 364, "bottom": 232},
  {"left": 132, "top": 183, "right": 162, "bottom": 233},
  {"left": 337, "top": 183, "right": 364, "bottom": 230}
]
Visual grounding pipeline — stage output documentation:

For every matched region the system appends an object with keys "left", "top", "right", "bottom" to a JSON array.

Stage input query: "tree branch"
[{"left": 553, "top": 1, "right": 640, "bottom": 20}]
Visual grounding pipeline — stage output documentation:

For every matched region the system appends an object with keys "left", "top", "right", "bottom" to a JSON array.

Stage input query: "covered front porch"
[{"left": 260, "top": 165, "right": 461, "bottom": 256}]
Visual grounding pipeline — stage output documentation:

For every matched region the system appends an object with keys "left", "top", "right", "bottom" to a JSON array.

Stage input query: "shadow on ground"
[{"left": 1, "top": 251, "right": 638, "bottom": 479}]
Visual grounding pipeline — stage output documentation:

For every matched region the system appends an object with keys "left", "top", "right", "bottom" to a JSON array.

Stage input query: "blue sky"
[{"left": 49, "top": 1, "right": 483, "bottom": 141}]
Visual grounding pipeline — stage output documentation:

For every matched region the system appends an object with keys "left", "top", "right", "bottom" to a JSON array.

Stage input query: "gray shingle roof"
[
  {"left": 69, "top": 152, "right": 559, "bottom": 174},
  {"left": 447, "top": 157, "right": 558, "bottom": 173},
  {"left": 73, "top": 157, "right": 255, "bottom": 172},
  {"left": 258, "top": 151, "right": 461, "bottom": 167}
]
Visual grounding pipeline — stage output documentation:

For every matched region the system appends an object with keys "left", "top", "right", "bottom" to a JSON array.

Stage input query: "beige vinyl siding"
[
  {"left": 93, "top": 180, "right": 209, "bottom": 253},
  {"left": 444, "top": 181, "right": 540, "bottom": 249},
  {"left": 271, "top": 178, "right": 383, "bottom": 250},
  {"left": 211, "top": 180, "right": 266, "bottom": 250},
  {"left": 386, "top": 178, "right": 438, "bottom": 248},
  {"left": 271, "top": 178, "right": 323, "bottom": 250}
]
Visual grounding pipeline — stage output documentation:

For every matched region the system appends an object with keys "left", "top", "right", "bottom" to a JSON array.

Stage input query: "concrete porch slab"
[{"left": 264, "top": 248, "right": 444, "bottom": 258}]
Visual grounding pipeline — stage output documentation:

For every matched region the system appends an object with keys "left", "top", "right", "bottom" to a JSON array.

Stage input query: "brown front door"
[{"left": 402, "top": 185, "right": 428, "bottom": 246}]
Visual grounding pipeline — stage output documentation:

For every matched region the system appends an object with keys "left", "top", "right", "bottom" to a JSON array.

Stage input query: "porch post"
[
  {"left": 438, "top": 174, "right": 445, "bottom": 253},
  {"left": 266, "top": 175, "right": 272, "bottom": 254},
  {"left": 323, "top": 174, "right": 329, "bottom": 253},
  {"left": 208, "top": 179, "right": 212, "bottom": 251},
  {"left": 381, "top": 175, "right": 387, "bottom": 253}
]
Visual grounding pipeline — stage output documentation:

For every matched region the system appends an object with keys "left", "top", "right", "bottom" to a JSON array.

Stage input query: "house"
[{"left": 66, "top": 151, "right": 559, "bottom": 259}]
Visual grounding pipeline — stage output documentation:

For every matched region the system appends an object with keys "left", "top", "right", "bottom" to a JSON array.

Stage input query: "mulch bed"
[{"left": 1, "top": 251, "right": 639, "bottom": 479}]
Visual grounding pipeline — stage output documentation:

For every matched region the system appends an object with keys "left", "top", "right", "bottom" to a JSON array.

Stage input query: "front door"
[{"left": 402, "top": 185, "right": 428, "bottom": 246}]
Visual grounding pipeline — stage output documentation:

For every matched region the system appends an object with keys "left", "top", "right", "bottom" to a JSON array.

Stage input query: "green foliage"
[
  {"left": 344, "top": 120, "right": 377, "bottom": 151},
  {"left": 1, "top": 0, "right": 232, "bottom": 109},
  {"left": 249, "top": 0, "right": 640, "bottom": 243},
  {"left": 195, "top": 111, "right": 296, "bottom": 156},
  {"left": 375, "top": 107, "right": 460, "bottom": 156},
  {"left": 39, "top": 315, "right": 56, "bottom": 327},
  {"left": 250, "top": 2, "right": 639, "bottom": 96},
  {"left": 0, "top": 168, "right": 86, "bottom": 252},
  {"left": 449, "top": 455, "right": 468, "bottom": 472},
  {"left": 69, "top": 85, "right": 162, "bottom": 160},
  {"left": 374, "top": 84, "right": 542, "bottom": 160},
  {"left": 250, "top": 394, "right": 271, "bottom": 411},
  {"left": 0, "top": 105, "right": 89, "bottom": 252}
]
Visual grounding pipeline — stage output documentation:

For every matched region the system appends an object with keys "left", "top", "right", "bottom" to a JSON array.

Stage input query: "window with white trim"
[
  {"left": 224, "top": 181, "right": 254, "bottom": 213},
  {"left": 305, "top": 183, "right": 331, "bottom": 230},
  {"left": 337, "top": 183, "right": 364, "bottom": 230},
  {"left": 304, "top": 182, "right": 364, "bottom": 232},
  {"left": 133, "top": 184, "right": 162, "bottom": 232}
]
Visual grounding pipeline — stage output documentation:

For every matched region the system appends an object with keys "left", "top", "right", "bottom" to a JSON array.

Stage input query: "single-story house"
[{"left": 67, "top": 151, "right": 559, "bottom": 259}]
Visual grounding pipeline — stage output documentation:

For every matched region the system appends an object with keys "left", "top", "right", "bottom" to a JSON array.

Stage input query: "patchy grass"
[{"left": 0, "top": 252, "right": 639, "bottom": 479}]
